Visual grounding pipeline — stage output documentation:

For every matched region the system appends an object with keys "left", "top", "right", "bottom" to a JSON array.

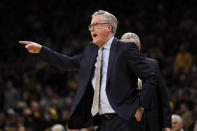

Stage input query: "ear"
[{"left": 107, "top": 25, "right": 113, "bottom": 32}]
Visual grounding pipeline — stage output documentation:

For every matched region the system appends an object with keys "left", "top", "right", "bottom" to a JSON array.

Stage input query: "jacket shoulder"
[{"left": 145, "top": 58, "right": 158, "bottom": 65}]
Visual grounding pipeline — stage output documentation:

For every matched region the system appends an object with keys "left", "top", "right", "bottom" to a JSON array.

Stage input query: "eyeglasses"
[{"left": 88, "top": 22, "right": 110, "bottom": 30}]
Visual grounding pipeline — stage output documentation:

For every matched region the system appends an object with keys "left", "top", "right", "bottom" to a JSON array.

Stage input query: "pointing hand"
[{"left": 19, "top": 41, "right": 42, "bottom": 53}]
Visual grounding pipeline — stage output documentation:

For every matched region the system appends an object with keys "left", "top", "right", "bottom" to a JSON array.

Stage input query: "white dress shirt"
[{"left": 92, "top": 36, "right": 115, "bottom": 114}]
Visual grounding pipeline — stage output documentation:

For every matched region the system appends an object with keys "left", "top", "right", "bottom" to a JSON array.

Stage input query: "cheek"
[
  {"left": 98, "top": 30, "right": 107, "bottom": 37},
  {"left": 95, "top": 31, "right": 103, "bottom": 39}
]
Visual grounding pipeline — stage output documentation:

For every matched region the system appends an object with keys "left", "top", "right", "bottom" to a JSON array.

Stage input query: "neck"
[{"left": 98, "top": 34, "right": 114, "bottom": 47}]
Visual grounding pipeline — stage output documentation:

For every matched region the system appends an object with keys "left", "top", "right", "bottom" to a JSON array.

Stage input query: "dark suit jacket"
[
  {"left": 143, "top": 58, "right": 171, "bottom": 131},
  {"left": 39, "top": 37, "right": 156, "bottom": 129}
]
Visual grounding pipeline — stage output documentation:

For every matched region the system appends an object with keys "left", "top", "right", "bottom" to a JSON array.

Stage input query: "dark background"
[{"left": 0, "top": 0, "right": 197, "bottom": 130}]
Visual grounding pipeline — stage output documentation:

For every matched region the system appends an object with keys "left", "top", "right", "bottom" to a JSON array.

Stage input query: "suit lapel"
[
  {"left": 83, "top": 43, "right": 99, "bottom": 86},
  {"left": 71, "top": 43, "right": 98, "bottom": 107},
  {"left": 79, "top": 43, "right": 98, "bottom": 90},
  {"left": 106, "top": 38, "right": 119, "bottom": 85},
  {"left": 87, "top": 43, "right": 99, "bottom": 75}
]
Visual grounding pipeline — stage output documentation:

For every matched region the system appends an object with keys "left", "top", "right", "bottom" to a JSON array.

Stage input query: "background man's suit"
[
  {"left": 38, "top": 37, "right": 156, "bottom": 129},
  {"left": 142, "top": 58, "right": 171, "bottom": 131}
]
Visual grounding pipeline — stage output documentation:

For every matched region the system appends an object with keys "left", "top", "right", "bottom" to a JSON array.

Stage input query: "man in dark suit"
[
  {"left": 19, "top": 10, "right": 156, "bottom": 131},
  {"left": 121, "top": 32, "right": 172, "bottom": 131}
]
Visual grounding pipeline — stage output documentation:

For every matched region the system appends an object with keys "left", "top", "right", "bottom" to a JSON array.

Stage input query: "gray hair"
[
  {"left": 121, "top": 32, "right": 141, "bottom": 45},
  {"left": 51, "top": 124, "right": 65, "bottom": 131},
  {"left": 172, "top": 114, "right": 183, "bottom": 123},
  {"left": 92, "top": 10, "right": 118, "bottom": 34}
]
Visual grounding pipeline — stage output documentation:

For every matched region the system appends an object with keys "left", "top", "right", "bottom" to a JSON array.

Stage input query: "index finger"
[{"left": 19, "top": 41, "right": 32, "bottom": 45}]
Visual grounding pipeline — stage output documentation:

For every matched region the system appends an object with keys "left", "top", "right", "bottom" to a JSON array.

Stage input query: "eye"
[{"left": 93, "top": 23, "right": 98, "bottom": 27}]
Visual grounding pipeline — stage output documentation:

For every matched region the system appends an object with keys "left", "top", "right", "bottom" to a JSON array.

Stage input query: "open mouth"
[{"left": 92, "top": 34, "right": 97, "bottom": 38}]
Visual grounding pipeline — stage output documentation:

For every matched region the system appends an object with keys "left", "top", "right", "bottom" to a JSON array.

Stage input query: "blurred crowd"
[{"left": 1, "top": 0, "right": 197, "bottom": 130}]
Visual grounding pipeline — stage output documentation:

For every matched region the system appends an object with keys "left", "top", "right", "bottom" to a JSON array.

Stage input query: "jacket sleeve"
[
  {"left": 127, "top": 43, "right": 157, "bottom": 109},
  {"left": 38, "top": 46, "right": 81, "bottom": 70},
  {"left": 155, "top": 60, "right": 172, "bottom": 128}
]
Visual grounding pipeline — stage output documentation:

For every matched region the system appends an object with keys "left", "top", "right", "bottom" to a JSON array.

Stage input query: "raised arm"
[{"left": 19, "top": 41, "right": 81, "bottom": 70}]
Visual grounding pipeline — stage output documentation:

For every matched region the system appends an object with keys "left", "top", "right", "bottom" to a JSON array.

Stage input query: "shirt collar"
[{"left": 103, "top": 36, "right": 114, "bottom": 50}]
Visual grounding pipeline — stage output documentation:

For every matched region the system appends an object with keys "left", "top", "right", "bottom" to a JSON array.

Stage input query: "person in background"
[
  {"left": 121, "top": 32, "right": 171, "bottom": 131},
  {"left": 3, "top": 80, "right": 19, "bottom": 111},
  {"left": 171, "top": 114, "right": 184, "bottom": 131},
  {"left": 51, "top": 124, "right": 65, "bottom": 131}
]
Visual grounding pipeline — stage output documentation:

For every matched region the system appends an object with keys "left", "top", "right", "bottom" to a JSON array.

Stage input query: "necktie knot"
[{"left": 98, "top": 46, "right": 104, "bottom": 53}]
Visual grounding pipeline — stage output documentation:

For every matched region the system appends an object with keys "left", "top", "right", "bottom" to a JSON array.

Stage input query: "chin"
[{"left": 93, "top": 40, "right": 99, "bottom": 45}]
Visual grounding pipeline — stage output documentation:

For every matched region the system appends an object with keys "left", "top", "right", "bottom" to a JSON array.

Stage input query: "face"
[
  {"left": 89, "top": 15, "right": 113, "bottom": 46},
  {"left": 172, "top": 117, "right": 183, "bottom": 131}
]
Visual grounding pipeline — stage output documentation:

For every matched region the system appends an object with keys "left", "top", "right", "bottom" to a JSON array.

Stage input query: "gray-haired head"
[
  {"left": 92, "top": 10, "right": 118, "bottom": 34},
  {"left": 172, "top": 114, "right": 183, "bottom": 124},
  {"left": 121, "top": 32, "right": 141, "bottom": 46},
  {"left": 51, "top": 124, "right": 65, "bottom": 131}
]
